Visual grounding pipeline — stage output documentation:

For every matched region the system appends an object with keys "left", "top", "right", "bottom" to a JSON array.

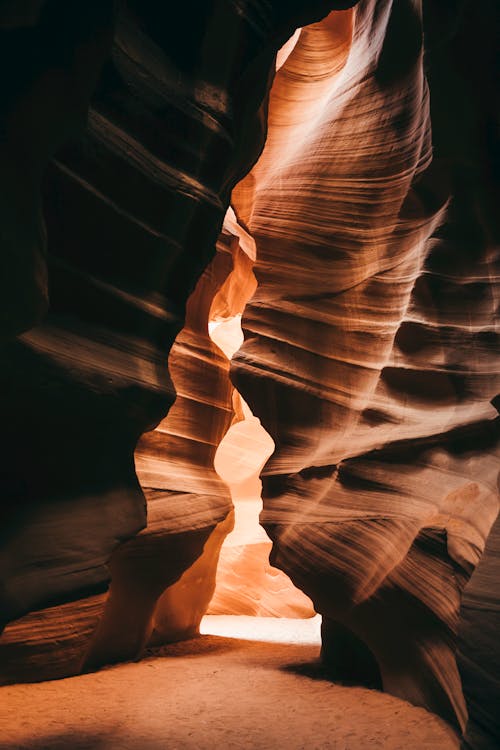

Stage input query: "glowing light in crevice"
[
  {"left": 205, "top": 207, "right": 315, "bottom": 619},
  {"left": 200, "top": 614, "right": 322, "bottom": 644},
  {"left": 210, "top": 313, "right": 274, "bottom": 549}
]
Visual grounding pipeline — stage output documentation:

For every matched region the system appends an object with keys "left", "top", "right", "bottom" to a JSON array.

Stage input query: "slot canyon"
[{"left": 0, "top": 1, "right": 498, "bottom": 749}]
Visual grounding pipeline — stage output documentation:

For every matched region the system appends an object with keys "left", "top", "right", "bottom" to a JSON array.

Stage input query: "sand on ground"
[{"left": 0, "top": 616, "right": 460, "bottom": 750}]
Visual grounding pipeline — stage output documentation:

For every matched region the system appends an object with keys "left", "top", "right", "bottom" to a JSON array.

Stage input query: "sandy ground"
[{"left": 0, "top": 616, "right": 459, "bottom": 750}]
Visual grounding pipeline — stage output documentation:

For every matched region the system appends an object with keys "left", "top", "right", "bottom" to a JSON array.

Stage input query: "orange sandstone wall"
[{"left": 0, "top": 4, "right": 499, "bottom": 748}]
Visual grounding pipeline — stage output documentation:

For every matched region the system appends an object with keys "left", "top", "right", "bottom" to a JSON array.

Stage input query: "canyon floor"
[{"left": 0, "top": 616, "right": 459, "bottom": 750}]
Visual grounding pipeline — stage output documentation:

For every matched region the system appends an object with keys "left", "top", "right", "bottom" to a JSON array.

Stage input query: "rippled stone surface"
[
  {"left": 230, "top": 0, "right": 499, "bottom": 734},
  {"left": 0, "top": 5, "right": 498, "bottom": 748},
  {"left": 0, "top": 0, "right": 353, "bottom": 684}
]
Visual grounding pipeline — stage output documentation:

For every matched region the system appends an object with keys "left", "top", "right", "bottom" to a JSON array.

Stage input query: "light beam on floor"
[{"left": 200, "top": 614, "right": 322, "bottom": 644}]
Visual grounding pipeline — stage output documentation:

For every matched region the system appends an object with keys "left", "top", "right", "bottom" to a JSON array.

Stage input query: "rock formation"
[
  {"left": 0, "top": 0, "right": 353, "bottom": 678},
  {"left": 230, "top": 0, "right": 500, "bottom": 738},
  {"left": 0, "top": 2, "right": 498, "bottom": 749}
]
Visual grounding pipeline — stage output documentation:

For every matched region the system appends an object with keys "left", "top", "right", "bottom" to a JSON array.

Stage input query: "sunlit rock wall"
[
  {"left": 1, "top": 4, "right": 498, "bottom": 747},
  {"left": 231, "top": 0, "right": 499, "bottom": 734}
]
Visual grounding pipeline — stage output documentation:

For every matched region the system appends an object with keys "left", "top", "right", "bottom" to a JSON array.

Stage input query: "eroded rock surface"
[
  {"left": 230, "top": 0, "right": 500, "bottom": 733},
  {"left": 0, "top": 4, "right": 498, "bottom": 748},
  {"left": 0, "top": 0, "right": 354, "bottom": 682}
]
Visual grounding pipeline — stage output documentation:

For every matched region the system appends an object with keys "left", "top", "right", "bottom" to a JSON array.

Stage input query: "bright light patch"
[{"left": 200, "top": 614, "right": 322, "bottom": 645}]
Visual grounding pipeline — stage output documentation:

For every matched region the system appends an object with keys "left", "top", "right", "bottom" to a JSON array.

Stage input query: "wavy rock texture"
[
  {"left": 205, "top": 222, "right": 315, "bottom": 618},
  {"left": 458, "top": 512, "right": 500, "bottom": 750},
  {"left": 231, "top": 0, "right": 500, "bottom": 734},
  {"left": 423, "top": 4, "right": 500, "bottom": 748},
  {"left": 1, "top": 4, "right": 498, "bottom": 748},
  {"left": 207, "top": 385, "right": 315, "bottom": 617},
  {"left": 0, "top": 2, "right": 116, "bottom": 338},
  {"left": 0, "top": 0, "right": 354, "bottom": 682},
  {"left": 0, "top": 594, "right": 106, "bottom": 684}
]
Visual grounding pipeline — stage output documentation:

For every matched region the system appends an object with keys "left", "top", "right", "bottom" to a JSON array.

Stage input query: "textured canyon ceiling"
[{"left": 0, "top": 2, "right": 499, "bottom": 749}]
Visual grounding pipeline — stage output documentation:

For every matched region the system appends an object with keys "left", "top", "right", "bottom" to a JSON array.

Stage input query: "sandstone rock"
[
  {"left": 231, "top": 0, "right": 500, "bottom": 731},
  {"left": 0, "top": 0, "right": 352, "bottom": 681},
  {"left": 0, "top": 2, "right": 115, "bottom": 338},
  {"left": 459, "top": 512, "right": 500, "bottom": 750},
  {"left": 0, "top": 5, "right": 498, "bottom": 746},
  {"left": 0, "top": 594, "right": 106, "bottom": 684}
]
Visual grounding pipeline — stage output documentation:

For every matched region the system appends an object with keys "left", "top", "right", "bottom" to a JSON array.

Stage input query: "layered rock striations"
[
  {"left": 0, "top": 3, "right": 499, "bottom": 748},
  {"left": 230, "top": 0, "right": 500, "bottom": 733},
  {"left": 459, "top": 510, "right": 500, "bottom": 750},
  {"left": 1, "top": 0, "right": 355, "bottom": 680},
  {"left": 423, "top": 3, "right": 500, "bottom": 748}
]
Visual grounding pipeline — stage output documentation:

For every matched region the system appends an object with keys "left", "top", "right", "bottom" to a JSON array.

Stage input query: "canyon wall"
[
  {"left": 1, "top": 0, "right": 348, "bottom": 677},
  {"left": 1, "top": 2, "right": 499, "bottom": 748},
  {"left": 230, "top": 0, "right": 499, "bottom": 738}
]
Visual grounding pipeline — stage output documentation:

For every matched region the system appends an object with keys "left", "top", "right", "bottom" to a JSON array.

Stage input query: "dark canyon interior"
[{"left": 0, "top": 2, "right": 498, "bottom": 749}]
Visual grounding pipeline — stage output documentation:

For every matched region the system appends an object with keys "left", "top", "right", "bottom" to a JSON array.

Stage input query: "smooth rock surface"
[
  {"left": 1, "top": 0, "right": 352, "bottom": 679},
  {"left": 230, "top": 0, "right": 500, "bottom": 731},
  {"left": 1, "top": 4, "right": 498, "bottom": 747}
]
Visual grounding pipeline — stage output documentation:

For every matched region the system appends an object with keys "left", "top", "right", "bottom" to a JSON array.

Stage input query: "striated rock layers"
[
  {"left": 1, "top": 0, "right": 355, "bottom": 680},
  {"left": 1, "top": 2, "right": 499, "bottom": 748},
  {"left": 230, "top": 0, "right": 499, "bottom": 737}
]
